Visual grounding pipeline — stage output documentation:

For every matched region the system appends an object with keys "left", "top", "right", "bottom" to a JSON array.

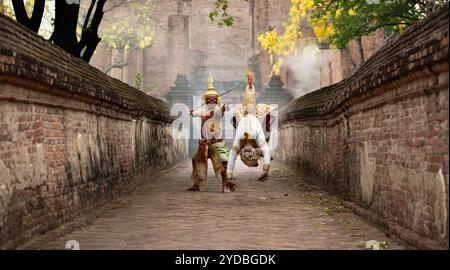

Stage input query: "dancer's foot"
[{"left": 186, "top": 185, "right": 200, "bottom": 191}]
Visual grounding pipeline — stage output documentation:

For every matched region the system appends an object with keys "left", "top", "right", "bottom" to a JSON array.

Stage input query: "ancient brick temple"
[{"left": 90, "top": 0, "right": 384, "bottom": 102}]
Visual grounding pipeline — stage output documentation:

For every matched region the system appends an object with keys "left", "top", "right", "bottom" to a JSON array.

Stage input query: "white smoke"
[{"left": 281, "top": 44, "right": 322, "bottom": 99}]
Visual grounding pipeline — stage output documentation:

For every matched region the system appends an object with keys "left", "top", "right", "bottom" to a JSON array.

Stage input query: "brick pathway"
[{"left": 33, "top": 160, "right": 405, "bottom": 250}]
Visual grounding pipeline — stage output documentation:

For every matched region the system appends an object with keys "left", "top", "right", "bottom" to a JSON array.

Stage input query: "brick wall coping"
[
  {"left": 0, "top": 14, "right": 172, "bottom": 123},
  {"left": 281, "top": 3, "right": 449, "bottom": 122}
]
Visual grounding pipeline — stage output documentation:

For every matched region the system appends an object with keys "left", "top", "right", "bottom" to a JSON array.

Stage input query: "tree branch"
[
  {"left": 82, "top": 0, "right": 97, "bottom": 31},
  {"left": 12, "top": 0, "right": 45, "bottom": 33},
  {"left": 52, "top": 2, "right": 80, "bottom": 55},
  {"left": 105, "top": 60, "right": 131, "bottom": 73},
  {"left": 105, "top": 46, "right": 139, "bottom": 73},
  {"left": 103, "top": 0, "right": 128, "bottom": 13},
  {"left": 79, "top": 0, "right": 107, "bottom": 62},
  {"left": 11, "top": 0, "right": 29, "bottom": 28},
  {"left": 29, "top": 0, "right": 45, "bottom": 32}
]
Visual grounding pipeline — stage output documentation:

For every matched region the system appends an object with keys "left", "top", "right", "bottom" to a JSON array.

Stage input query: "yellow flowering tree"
[
  {"left": 0, "top": 1, "right": 15, "bottom": 17},
  {"left": 310, "top": 0, "right": 432, "bottom": 48},
  {"left": 211, "top": 0, "right": 448, "bottom": 73},
  {"left": 257, "top": 0, "right": 319, "bottom": 75},
  {"left": 308, "top": 0, "right": 448, "bottom": 65},
  {"left": 101, "top": 0, "right": 156, "bottom": 75}
]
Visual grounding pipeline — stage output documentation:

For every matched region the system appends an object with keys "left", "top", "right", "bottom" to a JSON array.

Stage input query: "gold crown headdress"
[
  {"left": 246, "top": 69, "right": 254, "bottom": 79},
  {"left": 242, "top": 69, "right": 256, "bottom": 113},
  {"left": 202, "top": 74, "right": 221, "bottom": 105}
]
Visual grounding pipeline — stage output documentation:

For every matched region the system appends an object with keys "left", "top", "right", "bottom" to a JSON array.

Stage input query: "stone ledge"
[{"left": 0, "top": 14, "right": 172, "bottom": 123}]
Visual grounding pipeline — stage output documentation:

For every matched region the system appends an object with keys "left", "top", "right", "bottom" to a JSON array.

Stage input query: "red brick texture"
[
  {"left": 276, "top": 5, "right": 449, "bottom": 249},
  {"left": 0, "top": 15, "right": 186, "bottom": 249}
]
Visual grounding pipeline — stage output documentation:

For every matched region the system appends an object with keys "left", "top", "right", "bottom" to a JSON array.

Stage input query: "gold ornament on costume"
[
  {"left": 202, "top": 74, "right": 221, "bottom": 105},
  {"left": 208, "top": 74, "right": 215, "bottom": 90},
  {"left": 208, "top": 122, "right": 221, "bottom": 133}
]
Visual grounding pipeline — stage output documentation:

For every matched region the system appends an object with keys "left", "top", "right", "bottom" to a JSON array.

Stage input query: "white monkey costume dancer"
[{"left": 227, "top": 70, "right": 274, "bottom": 182}]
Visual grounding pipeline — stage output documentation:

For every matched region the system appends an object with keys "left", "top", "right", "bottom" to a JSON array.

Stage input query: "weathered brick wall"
[
  {"left": 275, "top": 5, "right": 449, "bottom": 249},
  {"left": 0, "top": 15, "right": 187, "bottom": 249}
]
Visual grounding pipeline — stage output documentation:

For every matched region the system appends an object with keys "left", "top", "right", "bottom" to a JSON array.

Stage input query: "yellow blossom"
[{"left": 336, "top": 8, "right": 343, "bottom": 19}]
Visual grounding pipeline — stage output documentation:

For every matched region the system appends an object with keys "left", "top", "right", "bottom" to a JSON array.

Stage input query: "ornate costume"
[
  {"left": 227, "top": 70, "right": 275, "bottom": 182},
  {"left": 188, "top": 75, "right": 237, "bottom": 193}
]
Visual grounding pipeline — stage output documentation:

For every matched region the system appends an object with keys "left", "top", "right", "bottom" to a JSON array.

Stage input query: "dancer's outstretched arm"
[
  {"left": 256, "top": 122, "right": 270, "bottom": 181},
  {"left": 226, "top": 142, "right": 240, "bottom": 179}
]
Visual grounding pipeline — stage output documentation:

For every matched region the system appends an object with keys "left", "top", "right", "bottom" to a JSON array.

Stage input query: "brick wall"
[
  {"left": 275, "top": 5, "right": 449, "bottom": 249},
  {"left": 0, "top": 15, "right": 187, "bottom": 249}
]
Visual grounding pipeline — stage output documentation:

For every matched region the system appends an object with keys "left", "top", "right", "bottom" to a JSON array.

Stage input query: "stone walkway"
[{"left": 33, "top": 160, "right": 405, "bottom": 250}]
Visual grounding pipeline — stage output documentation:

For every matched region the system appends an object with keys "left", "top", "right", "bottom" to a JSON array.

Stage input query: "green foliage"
[
  {"left": 209, "top": 0, "right": 248, "bottom": 27},
  {"left": 144, "top": 83, "right": 153, "bottom": 93},
  {"left": 0, "top": 0, "right": 36, "bottom": 17},
  {"left": 101, "top": 0, "right": 156, "bottom": 51},
  {"left": 134, "top": 72, "right": 153, "bottom": 93},
  {"left": 378, "top": 241, "right": 388, "bottom": 250},
  {"left": 134, "top": 72, "right": 143, "bottom": 90},
  {"left": 210, "top": 0, "right": 448, "bottom": 47},
  {"left": 309, "top": 0, "right": 448, "bottom": 48},
  {"left": 255, "top": 0, "right": 448, "bottom": 73},
  {"left": 0, "top": 2, "right": 14, "bottom": 17}
]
